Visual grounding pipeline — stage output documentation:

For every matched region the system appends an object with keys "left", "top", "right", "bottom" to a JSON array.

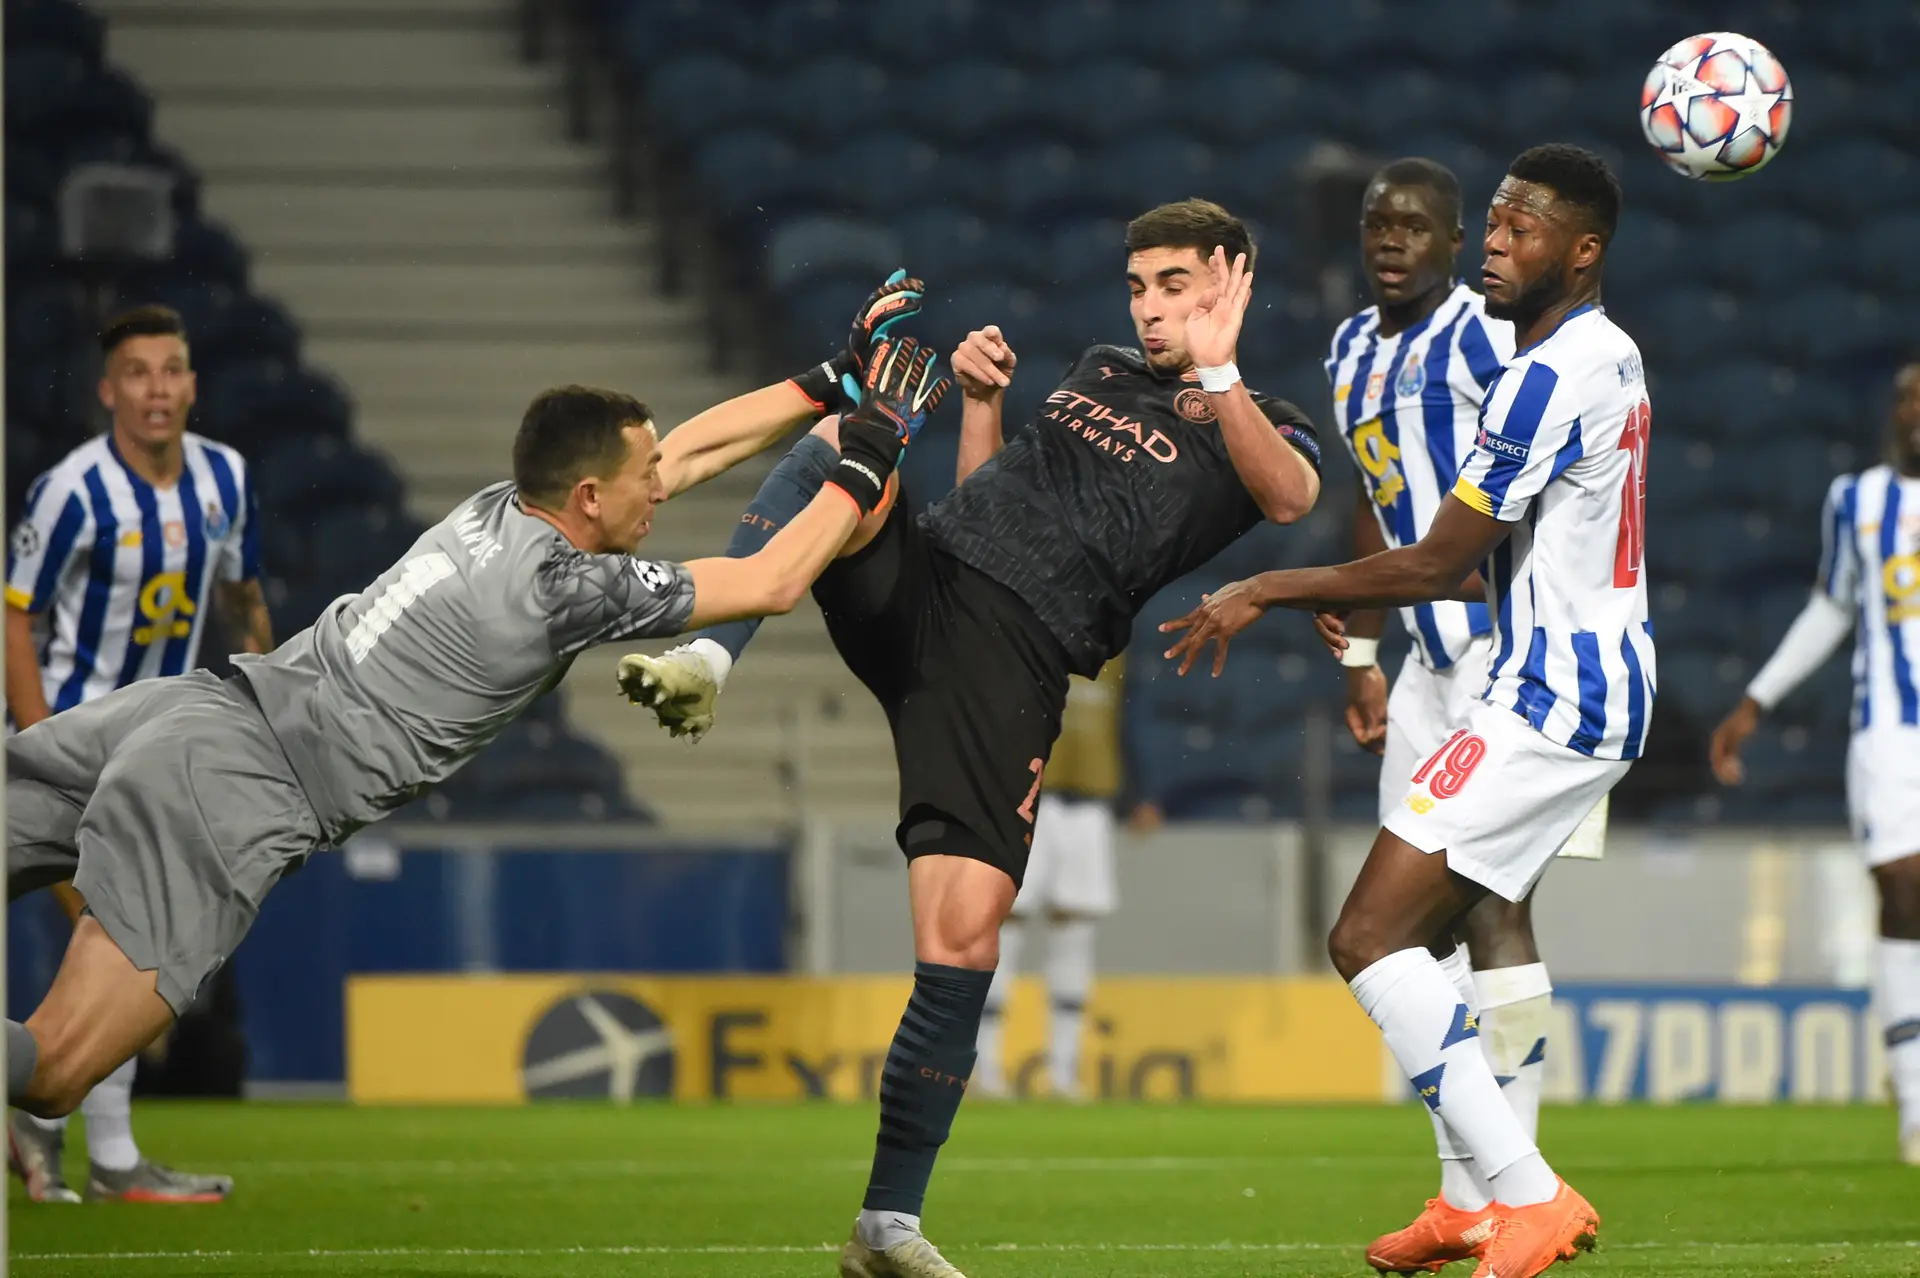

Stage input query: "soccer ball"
[{"left": 1640, "top": 32, "right": 1793, "bottom": 181}]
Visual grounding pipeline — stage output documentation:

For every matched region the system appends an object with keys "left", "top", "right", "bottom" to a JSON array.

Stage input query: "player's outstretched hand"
[
  {"left": 1183, "top": 245, "right": 1254, "bottom": 371},
  {"left": 841, "top": 270, "right": 926, "bottom": 405},
  {"left": 1708, "top": 695, "right": 1761, "bottom": 786},
  {"left": 951, "top": 326, "right": 1017, "bottom": 401},
  {"left": 846, "top": 336, "right": 952, "bottom": 446},
  {"left": 1160, "top": 576, "right": 1269, "bottom": 677}
]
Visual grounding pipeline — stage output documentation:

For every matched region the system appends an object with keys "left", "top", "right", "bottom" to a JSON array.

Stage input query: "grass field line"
[
  {"left": 210, "top": 1150, "right": 1890, "bottom": 1177},
  {"left": 18, "top": 1240, "right": 1920, "bottom": 1263},
  {"left": 215, "top": 1155, "right": 1264, "bottom": 1176}
]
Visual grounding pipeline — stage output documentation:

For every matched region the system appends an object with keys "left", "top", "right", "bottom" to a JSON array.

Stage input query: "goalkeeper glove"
[
  {"left": 827, "top": 336, "right": 951, "bottom": 514},
  {"left": 785, "top": 269, "right": 926, "bottom": 415}
]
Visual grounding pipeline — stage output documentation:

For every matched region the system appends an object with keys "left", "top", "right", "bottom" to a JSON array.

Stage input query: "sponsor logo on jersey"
[
  {"left": 1887, "top": 553, "right": 1920, "bottom": 622},
  {"left": 1041, "top": 389, "right": 1178, "bottom": 464},
  {"left": 163, "top": 520, "right": 187, "bottom": 548},
  {"left": 119, "top": 529, "right": 143, "bottom": 548},
  {"left": 1174, "top": 388, "right": 1216, "bottom": 424}
]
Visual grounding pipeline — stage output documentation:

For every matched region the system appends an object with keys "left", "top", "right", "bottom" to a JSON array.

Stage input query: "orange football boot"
[
  {"left": 1366, "top": 1196, "right": 1498, "bottom": 1274},
  {"left": 1471, "top": 1180, "right": 1599, "bottom": 1278}
]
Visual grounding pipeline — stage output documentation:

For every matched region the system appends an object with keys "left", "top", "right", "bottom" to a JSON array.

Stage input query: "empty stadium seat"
[{"left": 572, "top": 0, "right": 1910, "bottom": 824}]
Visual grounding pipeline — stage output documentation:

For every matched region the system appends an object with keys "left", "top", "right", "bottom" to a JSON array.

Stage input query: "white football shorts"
[
  {"left": 1382, "top": 636, "right": 1608, "bottom": 862},
  {"left": 1013, "top": 793, "right": 1117, "bottom": 917},
  {"left": 1848, "top": 727, "right": 1920, "bottom": 868},
  {"left": 1383, "top": 698, "right": 1631, "bottom": 903}
]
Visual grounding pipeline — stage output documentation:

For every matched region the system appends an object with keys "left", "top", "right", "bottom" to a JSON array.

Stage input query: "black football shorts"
[{"left": 814, "top": 494, "right": 1071, "bottom": 886}]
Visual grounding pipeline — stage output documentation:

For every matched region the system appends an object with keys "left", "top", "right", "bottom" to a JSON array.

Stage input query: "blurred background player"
[
  {"left": 1324, "top": 157, "right": 1579, "bottom": 1258},
  {"left": 1710, "top": 360, "right": 1920, "bottom": 1164},
  {"left": 4, "top": 305, "right": 263, "bottom": 1204},
  {"left": 974, "top": 657, "right": 1127, "bottom": 1101},
  {"left": 1167, "top": 145, "right": 1642, "bottom": 1278}
]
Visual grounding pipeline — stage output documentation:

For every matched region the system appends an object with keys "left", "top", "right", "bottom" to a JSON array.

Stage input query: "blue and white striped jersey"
[
  {"left": 1326, "top": 282, "right": 1515, "bottom": 669},
  {"left": 6, "top": 432, "right": 260, "bottom": 712},
  {"left": 1818, "top": 465, "right": 1920, "bottom": 730},
  {"left": 1452, "top": 305, "right": 1657, "bottom": 761}
]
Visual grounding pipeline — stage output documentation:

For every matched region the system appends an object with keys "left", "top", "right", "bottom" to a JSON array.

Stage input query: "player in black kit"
[{"left": 621, "top": 200, "right": 1321, "bottom": 1278}]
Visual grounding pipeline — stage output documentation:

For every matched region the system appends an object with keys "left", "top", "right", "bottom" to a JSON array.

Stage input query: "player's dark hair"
[
  {"left": 1125, "top": 198, "right": 1256, "bottom": 270},
  {"left": 1368, "top": 158, "right": 1462, "bottom": 230},
  {"left": 1506, "top": 144, "right": 1622, "bottom": 246},
  {"left": 513, "top": 385, "right": 653, "bottom": 509},
  {"left": 99, "top": 304, "right": 187, "bottom": 357}
]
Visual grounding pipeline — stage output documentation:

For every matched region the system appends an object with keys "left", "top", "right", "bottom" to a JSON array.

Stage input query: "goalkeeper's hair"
[
  {"left": 1368, "top": 157, "right": 1463, "bottom": 231},
  {"left": 514, "top": 385, "right": 653, "bottom": 510},
  {"left": 1125, "top": 198, "right": 1256, "bottom": 270}
]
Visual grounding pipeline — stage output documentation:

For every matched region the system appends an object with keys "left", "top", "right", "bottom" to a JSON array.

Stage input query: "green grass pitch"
[{"left": 11, "top": 1102, "right": 1916, "bottom": 1276}]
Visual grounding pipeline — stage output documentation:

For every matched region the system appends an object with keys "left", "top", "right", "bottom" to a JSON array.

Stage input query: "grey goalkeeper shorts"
[{"left": 7, "top": 671, "right": 325, "bottom": 1014}]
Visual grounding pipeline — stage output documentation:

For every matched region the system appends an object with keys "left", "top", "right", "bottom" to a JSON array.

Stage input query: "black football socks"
[
  {"left": 861, "top": 961, "right": 994, "bottom": 1228},
  {"left": 691, "top": 432, "right": 838, "bottom": 663}
]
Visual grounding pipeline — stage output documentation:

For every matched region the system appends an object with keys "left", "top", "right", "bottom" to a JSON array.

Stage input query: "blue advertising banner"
[{"left": 1541, "top": 985, "right": 1882, "bottom": 1104}]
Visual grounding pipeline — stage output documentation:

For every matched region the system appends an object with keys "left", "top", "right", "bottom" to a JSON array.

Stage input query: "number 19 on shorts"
[{"left": 1406, "top": 729, "right": 1488, "bottom": 811}]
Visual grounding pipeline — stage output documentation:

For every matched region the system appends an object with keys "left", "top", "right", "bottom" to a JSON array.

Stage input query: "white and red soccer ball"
[{"left": 1640, "top": 32, "right": 1793, "bottom": 181}]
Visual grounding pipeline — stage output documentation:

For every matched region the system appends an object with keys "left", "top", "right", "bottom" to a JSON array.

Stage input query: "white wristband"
[
  {"left": 1196, "top": 362, "right": 1240, "bottom": 393},
  {"left": 1339, "top": 636, "right": 1380, "bottom": 668}
]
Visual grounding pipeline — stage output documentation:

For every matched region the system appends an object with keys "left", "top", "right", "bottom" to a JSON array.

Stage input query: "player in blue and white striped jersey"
[
  {"left": 1324, "top": 157, "right": 1585, "bottom": 1271},
  {"left": 1167, "top": 146, "right": 1636, "bottom": 1275},
  {"left": 1712, "top": 362, "right": 1920, "bottom": 1164},
  {"left": 3, "top": 306, "right": 264, "bottom": 1204}
]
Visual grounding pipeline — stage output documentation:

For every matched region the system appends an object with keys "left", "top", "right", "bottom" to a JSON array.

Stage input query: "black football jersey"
[{"left": 919, "top": 344, "right": 1322, "bottom": 676}]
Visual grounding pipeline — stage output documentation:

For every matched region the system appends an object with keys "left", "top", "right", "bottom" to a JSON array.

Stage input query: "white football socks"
[
  {"left": 81, "top": 1057, "right": 141, "bottom": 1171},
  {"left": 973, "top": 919, "right": 1026, "bottom": 1094},
  {"left": 1351, "top": 948, "right": 1556, "bottom": 1207},
  {"left": 1474, "top": 962, "right": 1554, "bottom": 1144},
  {"left": 681, "top": 637, "right": 733, "bottom": 691},
  {"left": 1044, "top": 918, "right": 1095, "bottom": 1097},
  {"left": 1878, "top": 937, "right": 1920, "bottom": 1136},
  {"left": 857, "top": 1208, "right": 923, "bottom": 1250},
  {"left": 1431, "top": 946, "right": 1492, "bottom": 1210}
]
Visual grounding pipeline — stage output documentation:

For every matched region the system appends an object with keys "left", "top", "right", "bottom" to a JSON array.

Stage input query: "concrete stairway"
[{"left": 94, "top": 0, "right": 894, "bottom": 830}]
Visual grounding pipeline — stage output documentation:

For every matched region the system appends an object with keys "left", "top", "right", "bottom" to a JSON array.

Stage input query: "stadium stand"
[
  {"left": 6, "top": 0, "right": 647, "bottom": 822},
  {"left": 548, "top": 0, "right": 1911, "bottom": 823}
]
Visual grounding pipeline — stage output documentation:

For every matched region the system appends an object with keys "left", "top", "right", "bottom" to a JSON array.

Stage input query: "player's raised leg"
[{"left": 622, "top": 274, "right": 925, "bottom": 739}]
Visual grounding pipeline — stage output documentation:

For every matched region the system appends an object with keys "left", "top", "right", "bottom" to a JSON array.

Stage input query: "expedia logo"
[
  {"left": 1476, "top": 427, "right": 1530, "bottom": 461},
  {"left": 521, "top": 990, "right": 675, "bottom": 1101}
]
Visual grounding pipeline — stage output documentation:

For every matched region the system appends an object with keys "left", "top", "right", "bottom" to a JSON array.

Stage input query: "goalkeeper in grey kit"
[{"left": 2, "top": 279, "right": 946, "bottom": 1121}]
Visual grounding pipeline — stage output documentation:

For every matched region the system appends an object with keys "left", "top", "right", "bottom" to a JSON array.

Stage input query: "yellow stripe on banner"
[
  {"left": 5, "top": 585, "right": 33, "bottom": 610},
  {"left": 345, "top": 975, "right": 1386, "bottom": 1105},
  {"left": 1452, "top": 476, "right": 1495, "bottom": 516}
]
